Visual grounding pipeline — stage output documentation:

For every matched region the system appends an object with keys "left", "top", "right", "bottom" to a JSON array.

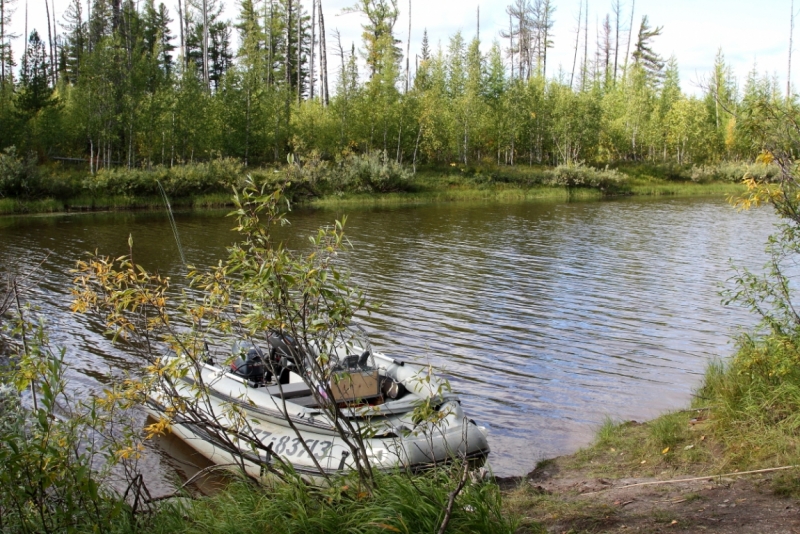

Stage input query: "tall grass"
[
  {"left": 629, "top": 182, "right": 746, "bottom": 197},
  {"left": 0, "top": 197, "right": 64, "bottom": 214},
  {"left": 696, "top": 336, "right": 800, "bottom": 470},
  {"left": 309, "top": 185, "right": 594, "bottom": 208},
  {"left": 143, "top": 467, "right": 514, "bottom": 534}
]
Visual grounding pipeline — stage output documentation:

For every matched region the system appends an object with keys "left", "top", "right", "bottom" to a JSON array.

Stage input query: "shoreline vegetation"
[
  {"left": 1, "top": 0, "right": 797, "bottom": 526},
  {"left": 0, "top": 156, "right": 759, "bottom": 216},
  {"left": 0, "top": 156, "right": 793, "bottom": 533},
  {"left": 2, "top": 170, "right": 797, "bottom": 534}
]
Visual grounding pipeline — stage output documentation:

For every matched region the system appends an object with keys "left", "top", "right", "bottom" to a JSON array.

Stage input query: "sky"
[{"left": 4, "top": 0, "right": 796, "bottom": 95}]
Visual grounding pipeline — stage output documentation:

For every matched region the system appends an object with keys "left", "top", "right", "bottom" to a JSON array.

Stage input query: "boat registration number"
[{"left": 254, "top": 430, "right": 333, "bottom": 460}]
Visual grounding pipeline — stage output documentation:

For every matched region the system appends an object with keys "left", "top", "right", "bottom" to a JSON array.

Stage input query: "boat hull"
[{"left": 146, "top": 351, "right": 490, "bottom": 479}]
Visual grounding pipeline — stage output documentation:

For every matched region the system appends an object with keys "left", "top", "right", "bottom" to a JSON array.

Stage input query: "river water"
[{"left": 0, "top": 196, "right": 778, "bottom": 480}]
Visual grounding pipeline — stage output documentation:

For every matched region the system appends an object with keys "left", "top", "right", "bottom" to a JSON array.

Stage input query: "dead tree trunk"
[
  {"left": 570, "top": 0, "right": 582, "bottom": 89},
  {"left": 318, "top": 0, "right": 329, "bottom": 105},
  {"left": 310, "top": 0, "right": 316, "bottom": 99},
  {"left": 297, "top": 2, "right": 301, "bottom": 104},
  {"left": 405, "top": 0, "right": 411, "bottom": 92},
  {"left": 44, "top": 0, "right": 54, "bottom": 85}
]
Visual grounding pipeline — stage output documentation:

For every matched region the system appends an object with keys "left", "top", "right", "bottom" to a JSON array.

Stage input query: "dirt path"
[{"left": 499, "top": 459, "right": 800, "bottom": 533}]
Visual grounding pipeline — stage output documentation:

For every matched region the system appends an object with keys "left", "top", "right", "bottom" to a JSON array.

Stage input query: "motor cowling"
[
  {"left": 230, "top": 347, "right": 270, "bottom": 385},
  {"left": 266, "top": 332, "right": 304, "bottom": 384}
]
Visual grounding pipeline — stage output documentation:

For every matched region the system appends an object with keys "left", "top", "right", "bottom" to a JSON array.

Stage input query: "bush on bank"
[
  {"left": 0, "top": 146, "right": 41, "bottom": 198},
  {"left": 83, "top": 157, "right": 247, "bottom": 197},
  {"left": 0, "top": 144, "right": 767, "bottom": 209}
]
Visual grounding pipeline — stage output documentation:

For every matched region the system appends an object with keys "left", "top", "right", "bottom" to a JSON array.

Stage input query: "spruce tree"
[{"left": 632, "top": 15, "right": 664, "bottom": 85}]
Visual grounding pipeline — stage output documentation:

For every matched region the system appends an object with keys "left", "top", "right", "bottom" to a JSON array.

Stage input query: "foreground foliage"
[
  {"left": 0, "top": 284, "right": 137, "bottom": 533},
  {"left": 144, "top": 468, "right": 512, "bottom": 534}
]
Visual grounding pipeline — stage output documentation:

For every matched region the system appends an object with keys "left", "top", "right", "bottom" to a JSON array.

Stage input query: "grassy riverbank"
[
  {"left": 501, "top": 335, "right": 800, "bottom": 532},
  {"left": 0, "top": 151, "right": 763, "bottom": 215},
  {"left": 0, "top": 172, "right": 744, "bottom": 215}
]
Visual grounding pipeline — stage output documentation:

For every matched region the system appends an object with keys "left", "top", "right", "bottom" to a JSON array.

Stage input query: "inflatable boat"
[{"left": 145, "top": 330, "right": 490, "bottom": 479}]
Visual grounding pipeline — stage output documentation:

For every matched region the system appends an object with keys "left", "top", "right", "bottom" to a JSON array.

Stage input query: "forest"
[{"left": 0, "top": 0, "right": 778, "bottom": 177}]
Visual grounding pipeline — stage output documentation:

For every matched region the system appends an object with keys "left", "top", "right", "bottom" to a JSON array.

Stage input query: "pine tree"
[
  {"left": 18, "top": 30, "right": 54, "bottom": 114},
  {"left": 236, "top": 0, "right": 263, "bottom": 71},
  {"left": 142, "top": 1, "right": 175, "bottom": 76},
  {"left": 632, "top": 15, "right": 664, "bottom": 84},
  {"left": 89, "top": 0, "right": 113, "bottom": 49},
  {"left": 413, "top": 28, "right": 431, "bottom": 90},
  {"left": 532, "top": 0, "right": 555, "bottom": 78},
  {"left": 62, "top": 0, "right": 87, "bottom": 83},
  {"left": 208, "top": 20, "right": 232, "bottom": 89},
  {"left": 345, "top": 0, "right": 400, "bottom": 79},
  {"left": 0, "top": 0, "right": 17, "bottom": 84}
]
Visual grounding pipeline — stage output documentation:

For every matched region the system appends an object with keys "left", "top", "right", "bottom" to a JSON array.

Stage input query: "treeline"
[{"left": 0, "top": 0, "right": 777, "bottom": 172}]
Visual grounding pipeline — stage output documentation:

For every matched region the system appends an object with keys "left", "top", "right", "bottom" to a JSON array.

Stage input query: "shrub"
[
  {"left": 83, "top": 158, "right": 246, "bottom": 197},
  {"left": 690, "top": 162, "right": 779, "bottom": 183},
  {"left": 324, "top": 151, "right": 412, "bottom": 193},
  {"left": 0, "top": 146, "right": 40, "bottom": 198},
  {"left": 0, "top": 330, "right": 131, "bottom": 533},
  {"left": 546, "top": 163, "right": 628, "bottom": 193}
]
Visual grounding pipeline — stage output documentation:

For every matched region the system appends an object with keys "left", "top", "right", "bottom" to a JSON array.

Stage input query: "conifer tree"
[
  {"left": 62, "top": 0, "right": 87, "bottom": 83},
  {"left": 632, "top": 15, "right": 664, "bottom": 84},
  {"left": 0, "top": 0, "right": 16, "bottom": 84},
  {"left": 18, "top": 30, "right": 54, "bottom": 114},
  {"left": 345, "top": 0, "right": 400, "bottom": 79}
]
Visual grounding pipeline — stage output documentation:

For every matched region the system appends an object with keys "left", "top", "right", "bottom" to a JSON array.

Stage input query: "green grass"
[
  {"left": 0, "top": 162, "right": 753, "bottom": 218},
  {"left": 695, "top": 350, "right": 800, "bottom": 473},
  {"left": 141, "top": 467, "right": 515, "bottom": 534},
  {"left": 0, "top": 197, "right": 64, "bottom": 214},
  {"left": 567, "top": 411, "right": 716, "bottom": 479},
  {"left": 629, "top": 182, "right": 746, "bottom": 197},
  {"left": 0, "top": 193, "right": 236, "bottom": 216},
  {"left": 308, "top": 184, "right": 594, "bottom": 209},
  {"left": 562, "top": 333, "right": 800, "bottom": 485}
]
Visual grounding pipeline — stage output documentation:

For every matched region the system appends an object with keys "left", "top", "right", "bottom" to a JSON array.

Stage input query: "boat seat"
[{"left": 264, "top": 382, "right": 312, "bottom": 400}]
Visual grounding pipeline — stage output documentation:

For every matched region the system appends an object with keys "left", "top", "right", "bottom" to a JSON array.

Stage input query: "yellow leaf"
[
  {"left": 662, "top": 447, "right": 670, "bottom": 454},
  {"left": 370, "top": 524, "right": 400, "bottom": 532}
]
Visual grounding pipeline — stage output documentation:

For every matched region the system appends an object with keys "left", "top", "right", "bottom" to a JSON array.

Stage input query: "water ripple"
[{"left": 0, "top": 197, "right": 777, "bottom": 478}]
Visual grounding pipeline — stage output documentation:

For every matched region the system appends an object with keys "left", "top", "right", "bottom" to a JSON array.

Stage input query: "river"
[{"left": 0, "top": 196, "right": 778, "bottom": 480}]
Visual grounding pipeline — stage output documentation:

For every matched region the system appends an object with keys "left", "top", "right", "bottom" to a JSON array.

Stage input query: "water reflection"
[{"left": 0, "top": 197, "right": 776, "bottom": 481}]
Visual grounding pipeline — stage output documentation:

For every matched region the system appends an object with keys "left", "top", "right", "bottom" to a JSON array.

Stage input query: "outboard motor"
[
  {"left": 230, "top": 346, "right": 270, "bottom": 385},
  {"left": 267, "top": 332, "right": 303, "bottom": 385}
]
